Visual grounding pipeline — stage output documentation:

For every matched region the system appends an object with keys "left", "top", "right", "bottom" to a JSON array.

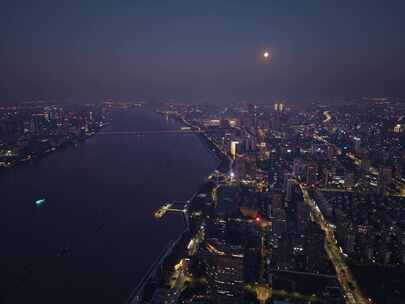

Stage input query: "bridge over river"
[{"left": 97, "top": 129, "right": 227, "bottom": 136}]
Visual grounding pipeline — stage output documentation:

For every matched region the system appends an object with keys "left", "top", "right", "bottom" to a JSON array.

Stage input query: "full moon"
[{"left": 263, "top": 51, "right": 270, "bottom": 59}]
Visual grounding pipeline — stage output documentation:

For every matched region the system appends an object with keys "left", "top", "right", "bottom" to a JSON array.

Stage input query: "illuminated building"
[
  {"left": 30, "top": 113, "right": 48, "bottom": 134},
  {"left": 228, "top": 119, "right": 238, "bottom": 127},
  {"left": 354, "top": 137, "right": 361, "bottom": 154},
  {"left": 378, "top": 166, "right": 392, "bottom": 193},
  {"left": 230, "top": 141, "right": 240, "bottom": 159},
  {"left": 273, "top": 102, "right": 285, "bottom": 112},
  {"left": 203, "top": 119, "right": 221, "bottom": 127},
  {"left": 203, "top": 219, "right": 253, "bottom": 302},
  {"left": 223, "top": 133, "right": 232, "bottom": 153},
  {"left": 204, "top": 249, "right": 245, "bottom": 302},
  {"left": 244, "top": 135, "right": 256, "bottom": 152},
  {"left": 394, "top": 124, "right": 402, "bottom": 133},
  {"left": 327, "top": 145, "right": 337, "bottom": 160},
  {"left": 286, "top": 178, "right": 295, "bottom": 202}
]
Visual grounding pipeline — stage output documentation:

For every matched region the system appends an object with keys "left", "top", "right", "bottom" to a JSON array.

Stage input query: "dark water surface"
[{"left": 0, "top": 109, "right": 218, "bottom": 304}]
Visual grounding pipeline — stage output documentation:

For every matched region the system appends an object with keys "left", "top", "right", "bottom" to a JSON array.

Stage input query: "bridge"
[
  {"left": 97, "top": 130, "right": 202, "bottom": 136},
  {"left": 97, "top": 129, "right": 227, "bottom": 136}
]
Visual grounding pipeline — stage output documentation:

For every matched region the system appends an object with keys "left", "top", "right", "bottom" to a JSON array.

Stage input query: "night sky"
[{"left": 1, "top": 1, "right": 404, "bottom": 104}]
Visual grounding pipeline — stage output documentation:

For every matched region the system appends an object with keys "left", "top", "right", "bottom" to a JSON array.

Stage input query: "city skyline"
[
  {"left": 2, "top": 97, "right": 405, "bottom": 303},
  {"left": 2, "top": 2, "right": 405, "bottom": 303}
]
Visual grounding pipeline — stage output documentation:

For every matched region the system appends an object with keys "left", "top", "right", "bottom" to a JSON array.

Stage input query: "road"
[
  {"left": 299, "top": 183, "right": 370, "bottom": 304},
  {"left": 346, "top": 152, "right": 379, "bottom": 175}
]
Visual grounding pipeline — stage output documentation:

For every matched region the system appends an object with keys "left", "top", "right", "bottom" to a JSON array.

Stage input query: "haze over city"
[{"left": 1, "top": 0, "right": 405, "bottom": 103}]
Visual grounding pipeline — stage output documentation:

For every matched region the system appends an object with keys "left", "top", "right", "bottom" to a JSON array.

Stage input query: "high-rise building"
[
  {"left": 311, "top": 142, "right": 318, "bottom": 155},
  {"left": 204, "top": 251, "right": 244, "bottom": 300},
  {"left": 361, "top": 158, "right": 371, "bottom": 172},
  {"left": 286, "top": 178, "right": 295, "bottom": 202},
  {"left": 306, "top": 164, "right": 317, "bottom": 186},
  {"left": 230, "top": 141, "right": 240, "bottom": 159},
  {"left": 394, "top": 162, "right": 402, "bottom": 179},
  {"left": 345, "top": 173, "right": 354, "bottom": 189},
  {"left": 292, "top": 158, "right": 301, "bottom": 177},
  {"left": 394, "top": 124, "right": 402, "bottom": 133},
  {"left": 30, "top": 113, "right": 47, "bottom": 134},
  {"left": 323, "top": 169, "right": 331, "bottom": 187},
  {"left": 345, "top": 232, "right": 356, "bottom": 254},
  {"left": 354, "top": 137, "right": 361, "bottom": 154},
  {"left": 244, "top": 135, "right": 256, "bottom": 152},
  {"left": 327, "top": 145, "right": 337, "bottom": 160},
  {"left": 378, "top": 166, "right": 392, "bottom": 193},
  {"left": 224, "top": 133, "right": 232, "bottom": 153},
  {"left": 304, "top": 222, "right": 326, "bottom": 272},
  {"left": 283, "top": 173, "right": 293, "bottom": 190},
  {"left": 274, "top": 102, "right": 285, "bottom": 112}
]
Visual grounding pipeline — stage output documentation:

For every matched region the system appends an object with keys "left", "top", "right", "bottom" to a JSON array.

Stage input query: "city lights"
[{"left": 2, "top": 1, "right": 402, "bottom": 303}]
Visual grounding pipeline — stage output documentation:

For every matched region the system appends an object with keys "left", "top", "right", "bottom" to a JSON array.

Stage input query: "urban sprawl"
[{"left": 2, "top": 99, "right": 405, "bottom": 304}]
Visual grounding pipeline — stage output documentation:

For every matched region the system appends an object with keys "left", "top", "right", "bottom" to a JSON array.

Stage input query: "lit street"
[{"left": 299, "top": 183, "right": 369, "bottom": 304}]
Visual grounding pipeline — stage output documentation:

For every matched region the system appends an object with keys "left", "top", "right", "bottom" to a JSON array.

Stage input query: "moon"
[{"left": 263, "top": 51, "right": 270, "bottom": 59}]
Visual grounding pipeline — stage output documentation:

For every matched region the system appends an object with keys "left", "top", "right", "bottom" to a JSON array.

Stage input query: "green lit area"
[{"left": 35, "top": 199, "right": 46, "bottom": 207}]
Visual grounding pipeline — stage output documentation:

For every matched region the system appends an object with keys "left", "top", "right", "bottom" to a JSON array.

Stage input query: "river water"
[{"left": 0, "top": 108, "right": 218, "bottom": 304}]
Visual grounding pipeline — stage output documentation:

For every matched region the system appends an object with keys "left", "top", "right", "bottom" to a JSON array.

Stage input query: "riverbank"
[
  {"left": 126, "top": 114, "right": 231, "bottom": 303},
  {"left": 155, "top": 110, "right": 231, "bottom": 173},
  {"left": 0, "top": 124, "right": 107, "bottom": 172},
  {"left": 126, "top": 182, "right": 219, "bottom": 304}
]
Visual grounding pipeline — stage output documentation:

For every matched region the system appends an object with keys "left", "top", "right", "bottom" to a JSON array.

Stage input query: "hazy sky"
[{"left": 1, "top": 0, "right": 404, "bottom": 104}]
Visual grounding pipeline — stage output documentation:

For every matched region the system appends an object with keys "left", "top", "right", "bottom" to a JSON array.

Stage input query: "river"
[{"left": 0, "top": 108, "right": 218, "bottom": 304}]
